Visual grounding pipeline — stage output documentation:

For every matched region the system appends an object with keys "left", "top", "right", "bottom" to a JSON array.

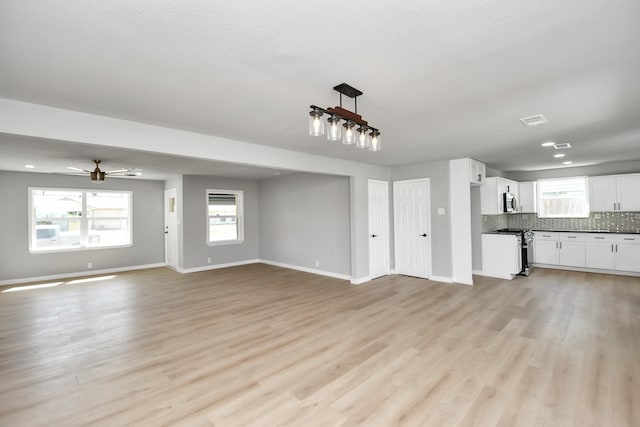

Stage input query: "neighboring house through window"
[{"left": 29, "top": 188, "right": 132, "bottom": 252}]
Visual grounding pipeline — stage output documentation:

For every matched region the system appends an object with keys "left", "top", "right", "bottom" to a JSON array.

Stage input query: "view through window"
[
  {"left": 537, "top": 177, "right": 589, "bottom": 218},
  {"left": 30, "top": 188, "right": 131, "bottom": 251},
  {"left": 207, "top": 190, "right": 243, "bottom": 244}
]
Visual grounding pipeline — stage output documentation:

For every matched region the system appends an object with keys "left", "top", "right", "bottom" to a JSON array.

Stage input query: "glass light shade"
[
  {"left": 343, "top": 121, "right": 356, "bottom": 145},
  {"left": 327, "top": 116, "right": 341, "bottom": 141},
  {"left": 369, "top": 132, "right": 381, "bottom": 151},
  {"left": 308, "top": 110, "right": 325, "bottom": 136},
  {"left": 356, "top": 127, "right": 369, "bottom": 148}
]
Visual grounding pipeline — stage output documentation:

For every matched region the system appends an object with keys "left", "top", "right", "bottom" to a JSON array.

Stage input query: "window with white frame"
[
  {"left": 537, "top": 177, "right": 589, "bottom": 218},
  {"left": 29, "top": 188, "right": 132, "bottom": 252},
  {"left": 207, "top": 190, "right": 243, "bottom": 244}
]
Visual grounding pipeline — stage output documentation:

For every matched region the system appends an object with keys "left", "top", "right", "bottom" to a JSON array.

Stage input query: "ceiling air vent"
[
  {"left": 519, "top": 114, "right": 548, "bottom": 127},
  {"left": 553, "top": 143, "right": 572, "bottom": 150}
]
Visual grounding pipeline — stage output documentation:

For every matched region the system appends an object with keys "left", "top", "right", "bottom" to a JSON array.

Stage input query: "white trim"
[
  {"left": 475, "top": 271, "right": 515, "bottom": 280},
  {"left": 0, "top": 263, "right": 165, "bottom": 287},
  {"left": 472, "top": 269, "right": 484, "bottom": 275},
  {"left": 177, "top": 259, "right": 259, "bottom": 274},
  {"left": 350, "top": 275, "right": 372, "bottom": 285},
  {"left": 259, "top": 259, "right": 351, "bottom": 281},
  {"left": 429, "top": 275, "right": 455, "bottom": 283},
  {"left": 532, "top": 264, "right": 640, "bottom": 277}
]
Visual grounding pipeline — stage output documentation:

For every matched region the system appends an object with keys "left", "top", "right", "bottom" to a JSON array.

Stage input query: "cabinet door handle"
[
  {"left": 611, "top": 244, "right": 614, "bottom": 252},
  {"left": 623, "top": 238, "right": 634, "bottom": 241},
  {"left": 616, "top": 244, "right": 618, "bottom": 252},
  {"left": 595, "top": 237, "right": 605, "bottom": 239},
  {"left": 567, "top": 236, "right": 576, "bottom": 238},
  {"left": 614, "top": 202, "right": 617, "bottom": 211},
  {"left": 559, "top": 242, "right": 562, "bottom": 249},
  {"left": 555, "top": 241, "right": 558, "bottom": 249},
  {"left": 618, "top": 202, "right": 621, "bottom": 210},
  {"left": 370, "top": 234, "right": 378, "bottom": 238}
]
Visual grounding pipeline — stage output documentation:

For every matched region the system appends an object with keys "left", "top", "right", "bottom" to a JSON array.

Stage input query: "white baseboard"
[
  {"left": 430, "top": 275, "right": 454, "bottom": 283},
  {"left": 472, "top": 269, "right": 483, "bottom": 275},
  {"left": 532, "top": 264, "right": 640, "bottom": 277},
  {"left": 177, "top": 259, "right": 260, "bottom": 274},
  {"left": 350, "top": 275, "right": 372, "bottom": 285},
  {"left": 474, "top": 271, "right": 515, "bottom": 280},
  {"left": 259, "top": 259, "right": 351, "bottom": 281},
  {"left": 0, "top": 263, "right": 166, "bottom": 287}
]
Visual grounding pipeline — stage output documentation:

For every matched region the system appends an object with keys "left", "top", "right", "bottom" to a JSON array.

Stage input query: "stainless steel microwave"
[{"left": 503, "top": 192, "right": 517, "bottom": 213}]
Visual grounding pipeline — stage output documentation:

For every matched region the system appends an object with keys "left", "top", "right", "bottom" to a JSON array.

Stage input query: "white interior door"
[
  {"left": 368, "top": 180, "right": 390, "bottom": 279},
  {"left": 164, "top": 189, "right": 178, "bottom": 269},
  {"left": 394, "top": 179, "right": 432, "bottom": 279}
]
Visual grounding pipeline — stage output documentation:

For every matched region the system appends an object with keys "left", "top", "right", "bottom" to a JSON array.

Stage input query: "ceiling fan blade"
[
  {"left": 105, "top": 169, "right": 130, "bottom": 174},
  {"left": 66, "top": 166, "right": 90, "bottom": 173}
]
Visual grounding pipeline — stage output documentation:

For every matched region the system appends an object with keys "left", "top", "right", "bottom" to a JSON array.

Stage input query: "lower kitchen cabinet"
[
  {"left": 615, "top": 236, "right": 640, "bottom": 272},
  {"left": 536, "top": 232, "right": 640, "bottom": 274}
]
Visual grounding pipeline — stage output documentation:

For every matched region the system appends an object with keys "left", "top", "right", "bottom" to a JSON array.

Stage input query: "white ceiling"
[{"left": 1, "top": 0, "right": 639, "bottom": 175}]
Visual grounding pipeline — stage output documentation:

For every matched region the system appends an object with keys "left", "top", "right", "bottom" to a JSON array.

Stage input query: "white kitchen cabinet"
[
  {"left": 533, "top": 232, "right": 585, "bottom": 267},
  {"left": 614, "top": 234, "right": 640, "bottom": 272},
  {"left": 469, "top": 159, "right": 486, "bottom": 186},
  {"left": 533, "top": 232, "right": 560, "bottom": 264},
  {"left": 585, "top": 235, "right": 615, "bottom": 270},
  {"left": 589, "top": 174, "right": 640, "bottom": 212},
  {"left": 481, "top": 233, "right": 522, "bottom": 279},
  {"left": 616, "top": 175, "right": 640, "bottom": 212},
  {"left": 480, "top": 177, "right": 519, "bottom": 214},
  {"left": 558, "top": 233, "right": 586, "bottom": 267},
  {"left": 518, "top": 181, "right": 537, "bottom": 213}
]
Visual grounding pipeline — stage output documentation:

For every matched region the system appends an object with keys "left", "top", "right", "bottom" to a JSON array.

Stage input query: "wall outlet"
[
  {"left": 437, "top": 207, "right": 446, "bottom": 216},
  {"left": 593, "top": 213, "right": 602, "bottom": 220},
  {"left": 207, "top": 257, "right": 212, "bottom": 264},
  {"left": 315, "top": 260, "right": 320, "bottom": 267},
  {"left": 635, "top": 213, "right": 640, "bottom": 220},
  {"left": 87, "top": 262, "right": 93, "bottom": 269}
]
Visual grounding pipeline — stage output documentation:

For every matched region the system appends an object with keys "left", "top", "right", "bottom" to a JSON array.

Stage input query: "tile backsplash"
[{"left": 492, "top": 212, "right": 640, "bottom": 233}]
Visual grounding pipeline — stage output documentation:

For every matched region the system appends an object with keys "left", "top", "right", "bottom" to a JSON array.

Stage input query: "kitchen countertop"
[{"left": 532, "top": 229, "right": 640, "bottom": 234}]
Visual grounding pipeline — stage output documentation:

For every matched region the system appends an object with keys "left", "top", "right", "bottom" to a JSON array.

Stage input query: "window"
[
  {"left": 537, "top": 177, "right": 589, "bottom": 218},
  {"left": 30, "top": 188, "right": 132, "bottom": 252},
  {"left": 207, "top": 190, "right": 243, "bottom": 244}
]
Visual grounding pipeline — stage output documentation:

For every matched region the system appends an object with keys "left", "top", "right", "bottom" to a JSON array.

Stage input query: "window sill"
[
  {"left": 29, "top": 244, "right": 133, "bottom": 254},
  {"left": 207, "top": 239, "right": 244, "bottom": 247}
]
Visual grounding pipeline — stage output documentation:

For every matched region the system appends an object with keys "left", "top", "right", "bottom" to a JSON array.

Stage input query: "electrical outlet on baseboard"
[
  {"left": 87, "top": 262, "right": 93, "bottom": 269},
  {"left": 315, "top": 260, "right": 320, "bottom": 267},
  {"left": 207, "top": 257, "right": 212, "bottom": 264}
]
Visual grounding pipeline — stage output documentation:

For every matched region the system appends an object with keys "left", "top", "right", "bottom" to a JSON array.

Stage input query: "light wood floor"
[{"left": 0, "top": 264, "right": 639, "bottom": 426}]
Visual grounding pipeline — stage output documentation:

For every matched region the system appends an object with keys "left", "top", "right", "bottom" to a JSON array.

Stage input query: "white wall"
[
  {"left": 258, "top": 173, "right": 351, "bottom": 276},
  {"left": 0, "top": 171, "right": 164, "bottom": 282}
]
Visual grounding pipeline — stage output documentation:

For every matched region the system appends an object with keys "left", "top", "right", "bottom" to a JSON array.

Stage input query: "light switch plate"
[
  {"left": 593, "top": 213, "right": 601, "bottom": 220},
  {"left": 437, "top": 207, "right": 445, "bottom": 216}
]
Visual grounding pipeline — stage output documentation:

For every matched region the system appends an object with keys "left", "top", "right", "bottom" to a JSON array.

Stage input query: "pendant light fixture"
[{"left": 309, "top": 83, "right": 381, "bottom": 151}]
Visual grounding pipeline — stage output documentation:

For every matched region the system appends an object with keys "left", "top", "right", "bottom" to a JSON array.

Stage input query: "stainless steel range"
[{"left": 495, "top": 228, "right": 533, "bottom": 276}]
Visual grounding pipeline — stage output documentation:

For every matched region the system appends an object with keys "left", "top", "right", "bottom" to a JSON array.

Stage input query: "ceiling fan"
[{"left": 66, "top": 160, "right": 135, "bottom": 183}]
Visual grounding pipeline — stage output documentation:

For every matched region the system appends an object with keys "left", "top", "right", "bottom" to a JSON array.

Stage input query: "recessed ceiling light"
[
  {"left": 562, "top": 161, "right": 573, "bottom": 165},
  {"left": 553, "top": 143, "right": 572, "bottom": 150},
  {"left": 24, "top": 164, "right": 35, "bottom": 169},
  {"left": 520, "top": 114, "right": 548, "bottom": 127},
  {"left": 554, "top": 153, "right": 566, "bottom": 158},
  {"left": 541, "top": 142, "right": 555, "bottom": 147}
]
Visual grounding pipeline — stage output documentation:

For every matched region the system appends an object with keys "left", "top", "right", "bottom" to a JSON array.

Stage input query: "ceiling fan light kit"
[{"left": 309, "top": 83, "right": 381, "bottom": 152}]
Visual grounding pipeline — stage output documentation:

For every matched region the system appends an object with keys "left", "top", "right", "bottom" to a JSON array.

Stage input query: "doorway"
[
  {"left": 393, "top": 178, "right": 432, "bottom": 279},
  {"left": 164, "top": 188, "right": 178, "bottom": 269}
]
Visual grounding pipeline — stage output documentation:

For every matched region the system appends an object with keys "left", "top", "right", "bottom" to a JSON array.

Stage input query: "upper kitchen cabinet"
[
  {"left": 469, "top": 159, "right": 486, "bottom": 186},
  {"left": 480, "top": 177, "right": 520, "bottom": 214},
  {"left": 589, "top": 174, "right": 640, "bottom": 212},
  {"left": 518, "top": 181, "right": 537, "bottom": 213}
]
